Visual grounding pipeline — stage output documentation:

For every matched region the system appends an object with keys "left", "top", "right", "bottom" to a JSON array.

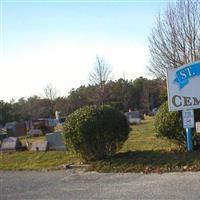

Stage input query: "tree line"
[{"left": 0, "top": 77, "right": 167, "bottom": 126}]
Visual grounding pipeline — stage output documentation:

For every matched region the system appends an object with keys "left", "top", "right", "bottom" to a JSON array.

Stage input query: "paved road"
[{"left": 1, "top": 169, "right": 200, "bottom": 200}]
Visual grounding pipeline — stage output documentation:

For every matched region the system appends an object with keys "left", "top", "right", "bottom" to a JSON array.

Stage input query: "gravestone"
[
  {"left": 0, "top": 133, "right": 7, "bottom": 143},
  {"left": 5, "top": 122, "right": 26, "bottom": 137},
  {"left": 30, "top": 141, "right": 48, "bottom": 151},
  {"left": 28, "top": 129, "right": 43, "bottom": 137},
  {"left": 124, "top": 111, "right": 141, "bottom": 124},
  {"left": 46, "top": 132, "right": 66, "bottom": 151},
  {"left": 1, "top": 137, "right": 22, "bottom": 152},
  {"left": 0, "top": 129, "right": 8, "bottom": 142}
]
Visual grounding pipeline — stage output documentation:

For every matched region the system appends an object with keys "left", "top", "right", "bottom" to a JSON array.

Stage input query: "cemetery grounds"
[{"left": 1, "top": 116, "right": 200, "bottom": 173}]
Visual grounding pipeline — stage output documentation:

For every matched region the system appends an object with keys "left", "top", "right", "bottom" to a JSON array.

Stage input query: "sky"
[{"left": 0, "top": 0, "right": 170, "bottom": 102}]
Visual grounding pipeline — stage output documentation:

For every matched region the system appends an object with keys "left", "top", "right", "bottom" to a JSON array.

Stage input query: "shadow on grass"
[
  {"left": 90, "top": 150, "right": 200, "bottom": 173},
  {"left": 114, "top": 150, "right": 200, "bottom": 165}
]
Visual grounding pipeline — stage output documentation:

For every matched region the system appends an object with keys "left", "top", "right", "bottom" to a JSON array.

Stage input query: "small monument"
[
  {"left": 30, "top": 141, "right": 48, "bottom": 151},
  {"left": 28, "top": 129, "right": 43, "bottom": 137},
  {"left": 1, "top": 137, "right": 22, "bottom": 152},
  {"left": 5, "top": 122, "right": 26, "bottom": 137},
  {"left": 46, "top": 132, "right": 66, "bottom": 151}
]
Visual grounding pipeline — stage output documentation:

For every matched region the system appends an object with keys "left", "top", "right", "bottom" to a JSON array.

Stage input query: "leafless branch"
[{"left": 148, "top": 0, "right": 200, "bottom": 78}]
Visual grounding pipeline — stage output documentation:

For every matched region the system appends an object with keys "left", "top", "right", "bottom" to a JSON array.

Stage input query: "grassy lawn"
[
  {"left": 89, "top": 117, "right": 200, "bottom": 173},
  {"left": 120, "top": 117, "right": 178, "bottom": 152},
  {"left": 0, "top": 152, "right": 83, "bottom": 170},
  {"left": 1, "top": 116, "right": 200, "bottom": 172},
  {"left": 0, "top": 135, "right": 83, "bottom": 170}
]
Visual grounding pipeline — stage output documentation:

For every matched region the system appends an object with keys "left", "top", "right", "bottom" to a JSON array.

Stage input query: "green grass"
[
  {"left": 89, "top": 117, "right": 200, "bottom": 173},
  {"left": 89, "top": 150, "right": 200, "bottom": 173},
  {"left": 0, "top": 134, "right": 83, "bottom": 170},
  {"left": 120, "top": 117, "right": 179, "bottom": 152},
  {"left": 1, "top": 116, "right": 200, "bottom": 172},
  {"left": 0, "top": 151, "right": 82, "bottom": 170}
]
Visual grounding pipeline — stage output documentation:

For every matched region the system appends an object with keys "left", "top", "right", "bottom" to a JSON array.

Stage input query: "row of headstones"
[{"left": 0, "top": 132, "right": 66, "bottom": 152}]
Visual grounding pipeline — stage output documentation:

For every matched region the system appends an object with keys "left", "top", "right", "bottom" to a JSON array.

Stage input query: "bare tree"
[
  {"left": 89, "top": 56, "right": 112, "bottom": 105},
  {"left": 43, "top": 84, "right": 59, "bottom": 117},
  {"left": 89, "top": 56, "right": 112, "bottom": 86},
  {"left": 148, "top": 0, "right": 200, "bottom": 79},
  {"left": 43, "top": 84, "right": 58, "bottom": 101}
]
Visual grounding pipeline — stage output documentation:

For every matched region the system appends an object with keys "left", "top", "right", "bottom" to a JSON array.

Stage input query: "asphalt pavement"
[{"left": 1, "top": 169, "right": 200, "bottom": 200}]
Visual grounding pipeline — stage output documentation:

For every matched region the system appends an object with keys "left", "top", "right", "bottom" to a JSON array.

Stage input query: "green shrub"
[
  {"left": 63, "top": 105, "right": 130, "bottom": 161},
  {"left": 155, "top": 101, "right": 184, "bottom": 146},
  {"left": 155, "top": 101, "right": 200, "bottom": 150}
]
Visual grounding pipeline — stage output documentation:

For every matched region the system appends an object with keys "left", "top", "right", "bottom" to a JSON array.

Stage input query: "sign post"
[
  {"left": 182, "top": 109, "right": 194, "bottom": 151},
  {"left": 186, "top": 128, "right": 193, "bottom": 151},
  {"left": 167, "top": 61, "right": 200, "bottom": 151}
]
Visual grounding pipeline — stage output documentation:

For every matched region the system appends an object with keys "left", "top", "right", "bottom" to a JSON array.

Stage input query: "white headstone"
[
  {"left": 30, "top": 141, "right": 48, "bottom": 151},
  {"left": 1, "top": 137, "right": 22, "bottom": 152}
]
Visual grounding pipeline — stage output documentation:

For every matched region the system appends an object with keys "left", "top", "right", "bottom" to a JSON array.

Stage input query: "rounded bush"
[
  {"left": 155, "top": 102, "right": 185, "bottom": 146},
  {"left": 155, "top": 101, "right": 200, "bottom": 149},
  {"left": 63, "top": 105, "right": 130, "bottom": 161}
]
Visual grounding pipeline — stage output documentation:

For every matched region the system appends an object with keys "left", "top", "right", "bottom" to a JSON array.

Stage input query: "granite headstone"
[
  {"left": 28, "top": 129, "right": 43, "bottom": 137},
  {"left": 1, "top": 137, "right": 22, "bottom": 152},
  {"left": 46, "top": 132, "right": 66, "bottom": 151}
]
